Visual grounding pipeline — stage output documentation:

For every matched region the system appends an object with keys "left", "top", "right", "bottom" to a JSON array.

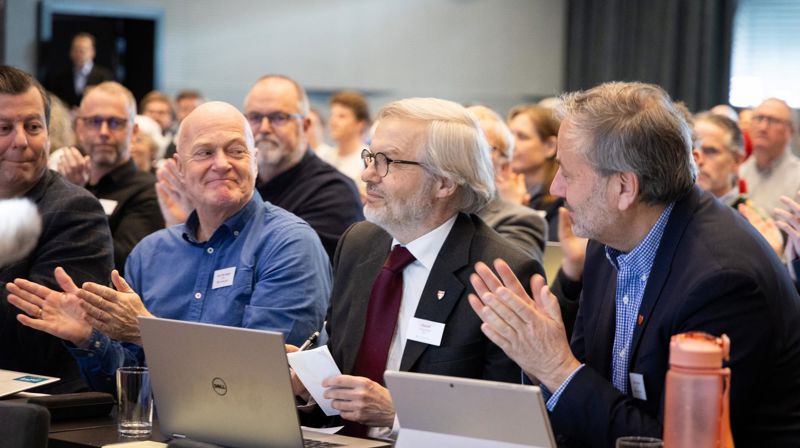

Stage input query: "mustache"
[{"left": 255, "top": 135, "right": 281, "bottom": 149}]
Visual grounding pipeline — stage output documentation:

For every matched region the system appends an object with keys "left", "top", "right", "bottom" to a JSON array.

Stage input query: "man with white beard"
[
  {"left": 245, "top": 75, "right": 363, "bottom": 259},
  {"left": 290, "top": 97, "right": 543, "bottom": 440}
]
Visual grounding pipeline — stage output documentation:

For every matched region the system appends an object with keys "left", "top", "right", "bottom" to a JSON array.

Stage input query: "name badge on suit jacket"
[{"left": 407, "top": 317, "right": 445, "bottom": 346}]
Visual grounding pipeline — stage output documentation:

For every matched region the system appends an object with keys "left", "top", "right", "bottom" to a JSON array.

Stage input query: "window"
[{"left": 729, "top": 0, "right": 800, "bottom": 107}]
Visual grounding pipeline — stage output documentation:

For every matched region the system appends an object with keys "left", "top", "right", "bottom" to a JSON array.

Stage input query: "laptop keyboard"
[{"left": 303, "top": 440, "right": 344, "bottom": 448}]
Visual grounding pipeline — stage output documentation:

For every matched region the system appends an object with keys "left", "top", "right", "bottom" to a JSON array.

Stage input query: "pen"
[{"left": 299, "top": 320, "right": 326, "bottom": 351}]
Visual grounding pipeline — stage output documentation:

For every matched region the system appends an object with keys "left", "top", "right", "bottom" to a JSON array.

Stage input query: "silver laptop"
[
  {"left": 385, "top": 371, "right": 556, "bottom": 448},
  {"left": 0, "top": 369, "right": 58, "bottom": 397},
  {"left": 138, "top": 317, "right": 388, "bottom": 448}
]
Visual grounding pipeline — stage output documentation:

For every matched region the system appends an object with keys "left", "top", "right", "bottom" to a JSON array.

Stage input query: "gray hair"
[
  {"left": 82, "top": 81, "right": 137, "bottom": 122},
  {"left": 467, "top": 105, "right": 515, "bottom": 160},
  {"left": 759, "top": 97, "right": 798, "bottom": 133},
  {"left": 694, "top": 112, "right": 744, "bottom": 156},
  {"left": 378, "top": 98, "right": 496, "bottom": 213},
  {"left": 557, "top": 82, "right": 696, "bottom": 205}
]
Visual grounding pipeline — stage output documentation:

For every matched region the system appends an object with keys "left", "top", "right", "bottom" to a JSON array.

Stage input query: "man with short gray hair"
[
  {"left": 740, "top": 97, "right": 800, "bottom": 215},
  {"left": 293, "top": 97, "right": 542, "bottom": 439},
  {"left": 693, "top": 112, "right": 746, "bottom": 208},
  {"left": 469, "top": 82, "right": 800, "bottom": 445},
  {"left": 52, "top": 81, "right": 163, "bottom": 274}
]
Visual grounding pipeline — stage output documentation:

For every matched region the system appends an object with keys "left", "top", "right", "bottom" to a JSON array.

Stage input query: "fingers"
[
  {"left": 558, "top": 207, "right": 574, "bottom": 240},
  {"left": 54, "top": 267, "right": 79, "bottom": 293},
  {"left": 493, "top": 258, "right": 530, "bottom": 299},
  {"left": 81, "top": 281, "right": 122, "bottom": 304},
  {"left": 111, "top": 270, "right": 134, "bottom": 293},
  {"left": 285, "top": 344, "right": 299, "bottom": 353},
  {"left": 472, "top": 261, "right": 503, "bottom": 293},
  {"left": 6, "top": 292, "right": 43, "bottom": 318},
  {"left": 8, "top": 278, "right": 55, "bottom": 303},
  {"left": 534, "top": 283, "right": 564, "bottom": 324},
  {"left": 738, "top": 202, "right": 765, "bottom": 226}
]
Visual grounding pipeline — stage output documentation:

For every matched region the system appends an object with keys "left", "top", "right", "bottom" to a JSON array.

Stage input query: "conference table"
[{"left": 48, "top": 409, "right": 168, "bottom": 448}]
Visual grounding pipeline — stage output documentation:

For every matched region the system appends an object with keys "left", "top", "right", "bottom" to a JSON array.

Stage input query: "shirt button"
[
  {"left": 94, "top": 340, "right": 102, "bottom": 348},
  {"left": 194, "top": 292, "right": 202, "bottom": 299},
  {"left": 640, "top": 274, "right": 648, "bottom": 282},
  {"left": 233, "top": 230, "right": 240, "bottom": 236},
  {"left": 207, "top": 247, "right": 214, "bottom": 254},
  {"left": 623, "top": 295, "right": 629, "bottom": 305},
  {"left": 619, "top": 349, "right": 626, "bottom": 358}
]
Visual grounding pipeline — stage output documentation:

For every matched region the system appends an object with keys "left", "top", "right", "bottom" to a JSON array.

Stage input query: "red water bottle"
[{"left": 663, "top": 332, "right": 734, "bottom": 448}]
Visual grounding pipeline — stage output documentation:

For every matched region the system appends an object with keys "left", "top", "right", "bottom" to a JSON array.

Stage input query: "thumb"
[
  {"left": 558, "top": 207, "right": 573, "bottom": 239},
  {"left": 54, "top": 266, "right": 79, "bottom": 293},
  {"left": 111, "top": 270, "right": 133, "bottom": 293}
]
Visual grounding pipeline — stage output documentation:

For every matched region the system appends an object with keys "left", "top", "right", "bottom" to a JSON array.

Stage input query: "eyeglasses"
[
  {"left": 245, "top": 111, "right": 303, "bottom": 129},
  {"left": 361, "top": 148, "right": 423, "bottom": 177},
  {"left": 751, "top": 114, "right": 789, "bottom": 127},
  {"left": 80, "top": 116, "right": 128, "bottom": 130}
]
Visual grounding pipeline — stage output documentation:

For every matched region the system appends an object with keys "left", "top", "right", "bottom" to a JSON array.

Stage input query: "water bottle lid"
[{"left": 669, "top": 332, "right": 730, "bottom": 368}]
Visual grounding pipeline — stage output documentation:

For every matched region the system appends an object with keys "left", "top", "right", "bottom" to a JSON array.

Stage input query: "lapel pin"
[
  {"left": 637, "top": 314, "right": 644, "bottom": 326},
  {"left": 436, "top": 290, "right": 445, "bottom": 300}
]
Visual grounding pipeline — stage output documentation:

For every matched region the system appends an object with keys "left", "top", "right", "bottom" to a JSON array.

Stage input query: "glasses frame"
[
  {"left": 245, "top": 111, "right": 304, "bottom": 130},
  {"left": 360, "top": 148, "right": 424, "bottom": 177},
  {"left": 751, "top": 114, "right": 790, "bottom": 127},
  {"left": 79, "top": 116, "right": 129, "bottom": 131}
]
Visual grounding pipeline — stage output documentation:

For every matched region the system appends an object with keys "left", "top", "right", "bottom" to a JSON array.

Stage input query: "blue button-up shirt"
[
  {"left": 69, "top": 193, "right": 331, "bottom": 392},
  {"left": 546, "top": 203, "right": 673, "bottom": 410}
]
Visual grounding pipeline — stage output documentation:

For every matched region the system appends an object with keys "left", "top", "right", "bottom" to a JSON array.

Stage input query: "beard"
[
  {"left": 566, "top": 178, "right": 615, "bottom": 241},
  {"left": 89, "top": 144, "right": 123, "bottom": 169},
  {"left": 363, "top": 176, "right": 436, "bottom": 235}
]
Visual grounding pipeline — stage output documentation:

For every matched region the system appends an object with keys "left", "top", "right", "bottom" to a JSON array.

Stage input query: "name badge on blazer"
[
  {"left": 407, "top": 317, "right": 445, "bottom": 346},
  {"left": 629, "top": 372, "right": 647, "bottom": 401}
]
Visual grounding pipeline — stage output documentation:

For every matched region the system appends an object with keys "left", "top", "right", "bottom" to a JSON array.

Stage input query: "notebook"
[
  {"left": 0, "top": 369, "right": 59, "bottom": 397},
  {"left": 138, "top": 317, "right": 388, "bottom": 448},
  {"left": 384, "top": 370, "right": 556, "bottom": 448}
]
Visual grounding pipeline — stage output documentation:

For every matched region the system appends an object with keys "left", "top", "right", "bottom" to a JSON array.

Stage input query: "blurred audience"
[
  {"left": 467, "top": 105, "right": 547, "bottom": 262},
  {"left": 740, "top": 98, "right": 800, "bottom": 215},
  {"left": 507, "top": 104, "right": 563, "bottom": 241}
]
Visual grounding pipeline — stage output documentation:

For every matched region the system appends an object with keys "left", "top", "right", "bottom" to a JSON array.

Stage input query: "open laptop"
[
  {"left": 0, "top": 369, "right": 58, "bottom": 397},
  {"left": 138, "top": 317, "right": 388, "bottom": 448},
  {"left": 385, "top": 371, "right": 556, "bottom": 448}
]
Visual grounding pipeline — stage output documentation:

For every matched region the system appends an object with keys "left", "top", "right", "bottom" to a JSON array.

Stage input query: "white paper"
[
  {"left": 99, "top": 198, "right": 118, "bottom": 215},
  {"left": 406, "top": 317, "right": 445, "bottom": 346},
  {"left": 211, "top": 266, "right": 236, "bottom": 289},
  {"left": 287, "top": 345, "right": 342, "bottom": 416},
  {"left": 102, "top": 442, "right": 167, "bottom": 448},
  {"left": 301, "top": 425, "right": 344, "bottom": 434},
  {"left": 629, "top": 372, "right": 647, "bottom": 401}
]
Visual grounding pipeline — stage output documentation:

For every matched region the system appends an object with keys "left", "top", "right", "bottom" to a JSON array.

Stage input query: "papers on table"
[{"left": 287, "top": 345, "right": 342, "bottom": 416}]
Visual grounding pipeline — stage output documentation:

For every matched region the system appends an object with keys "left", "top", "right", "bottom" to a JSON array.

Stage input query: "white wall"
[{"left": 6, "top": 0, "right": 565, "bottom": 114}]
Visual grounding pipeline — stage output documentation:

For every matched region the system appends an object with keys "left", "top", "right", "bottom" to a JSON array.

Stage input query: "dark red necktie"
[{"left": 343, "top": 245, "right": 415, "bottom": 437}]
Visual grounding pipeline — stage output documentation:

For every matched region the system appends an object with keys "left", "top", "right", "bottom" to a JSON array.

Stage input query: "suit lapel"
[
  {"left": 589, "top": 258, "right": 618, "bottom": 379},
  {"left": 399, "top": 214, "right": 471, "bottom": 371},
  {"left": 628, "top": 189, "right": 699, "bottom": 368}
]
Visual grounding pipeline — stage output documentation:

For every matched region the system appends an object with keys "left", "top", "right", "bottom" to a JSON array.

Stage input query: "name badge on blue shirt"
[{"left": 212, "top": 267, "right": 236, "bottom": 289}]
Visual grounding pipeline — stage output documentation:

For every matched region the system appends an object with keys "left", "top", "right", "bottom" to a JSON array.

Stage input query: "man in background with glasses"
[
  {"left": 245, "top": 75, "right": 363, "bottom": 259},
  {"left": 51, "top": 81, "right": 163, "bottom": 274},
  {"left": 0, "top": 65, "right": 113, "bottom": 393},
  {"left": 291, "top": 97, "right": 543, "bottom": 440},
  {"left": 739, "top": 97, "right": 800, "bottom": 215}
]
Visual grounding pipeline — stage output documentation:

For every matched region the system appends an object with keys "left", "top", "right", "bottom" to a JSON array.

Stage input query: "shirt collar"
[
  {"left": 183, "top": 191, "right": 261, "bottom": 244},
  {"left": 392, "top": 215, "right": 458, "bottom": 270},
  {"left": 605, "top": 203, "right": 674, "bottom": 275},
  {"left": 755, "top": 148, "right": 789, "bottom": 175},
  {"left": 75, "top": 61, "right": 93, "bottom": 76}
]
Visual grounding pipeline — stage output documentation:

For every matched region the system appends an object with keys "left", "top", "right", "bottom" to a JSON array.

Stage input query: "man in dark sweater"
[
  {"left": 53, "top": 81, "right": 163, "bottom": 273},
  {"left": 245, "top": 75, "right": 363, "bottom": 258},
  {"left": 0, "top": 65, "right": 113, "bottom": 392}
]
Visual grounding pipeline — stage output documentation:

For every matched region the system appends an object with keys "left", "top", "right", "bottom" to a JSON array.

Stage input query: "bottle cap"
[{"left": 669, "top": 332, "right": 730, "bottom": 369}]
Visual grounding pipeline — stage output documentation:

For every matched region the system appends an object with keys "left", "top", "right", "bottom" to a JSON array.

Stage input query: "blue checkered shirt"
[
  {"left": 545, "top": 203, "right": 673, "bottom": 410},
  {"left": 606, "top": 203, "right": 673, "bottom": 393}
]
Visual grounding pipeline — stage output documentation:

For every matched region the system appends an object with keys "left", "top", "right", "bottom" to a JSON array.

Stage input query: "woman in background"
[{"left": 505, "top": 104, "right": 563, "bottom": 241}]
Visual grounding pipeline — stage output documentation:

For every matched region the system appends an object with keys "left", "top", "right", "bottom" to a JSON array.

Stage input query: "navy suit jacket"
[{"left": 550, "top": 187, "right": 800, "bottom": 447}]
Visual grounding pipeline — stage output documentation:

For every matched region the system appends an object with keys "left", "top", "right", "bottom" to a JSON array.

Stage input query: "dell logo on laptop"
[{"left": 212, "top": 377, "right": 228, "bottom": 396}]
